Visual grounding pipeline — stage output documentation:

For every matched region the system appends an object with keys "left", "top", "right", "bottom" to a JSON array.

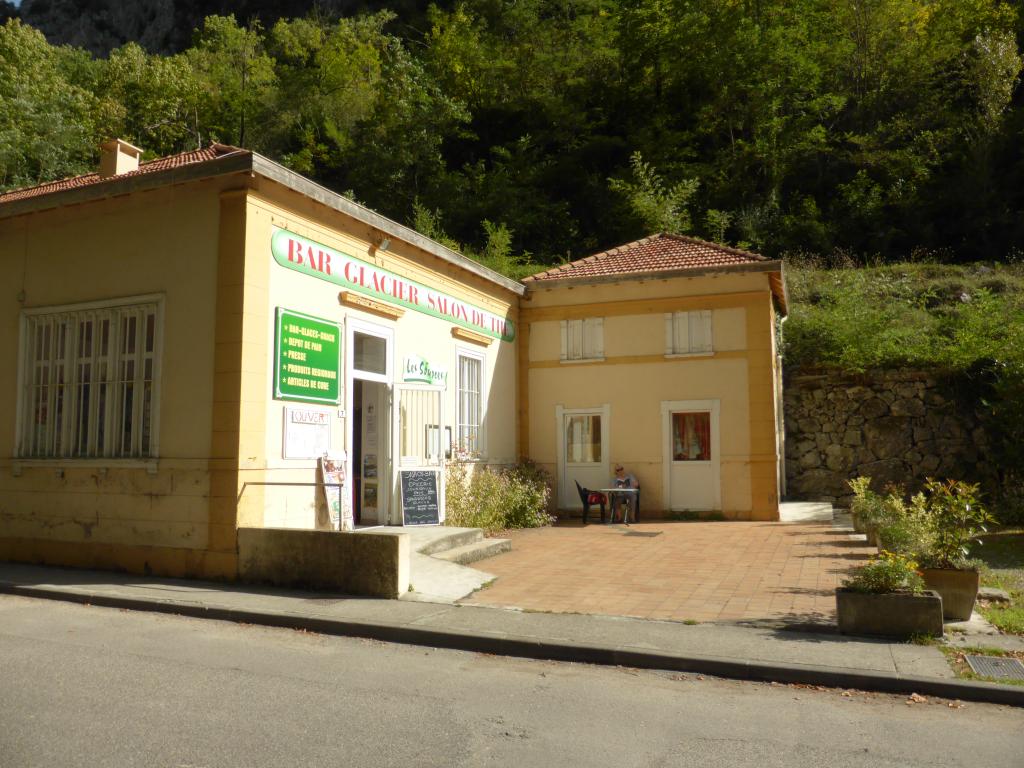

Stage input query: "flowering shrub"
[
  {"left": 920, "top": 478, "right": 995, "bottom": 570},
  {"left": 844, "top": 551, "right": 925, "bottom": 594},
  {"left": 849, "top": 477, "right": 934, "bottom": 556},
  {"left": 445, "top": 458, "right": 553, "bottom": 533}
]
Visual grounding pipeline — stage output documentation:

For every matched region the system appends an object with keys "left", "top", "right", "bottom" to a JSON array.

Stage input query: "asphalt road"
[{"left": 1, "top": 595, "right": 1021, "bottom": 768}]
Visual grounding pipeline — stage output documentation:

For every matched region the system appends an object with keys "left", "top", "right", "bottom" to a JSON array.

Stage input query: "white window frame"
[
  {"left": 555, "top": 403, "right": 611, "bottom": 509},
  {"left": 15, "top": 294, "right": 164, "bottom": 463},
  {"left": 665, "top": 310, "right": 713, "bottom": 357},
  {"left": 560, "top": 317, "right": 604, "bottom": 362},
  {"left": 454, "top": 346, "right": 486, "bottom": 458},
  {"left": 346, "top": 317, "right": 393, "bottom": 386}
]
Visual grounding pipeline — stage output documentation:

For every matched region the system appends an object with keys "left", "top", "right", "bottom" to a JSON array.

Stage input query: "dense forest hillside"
[
  {"left": 2, "top": 0, "right": 1023, "bottom": 268},
  {"left": 6, "top": 0, "right": 430, "bottom": 56}
]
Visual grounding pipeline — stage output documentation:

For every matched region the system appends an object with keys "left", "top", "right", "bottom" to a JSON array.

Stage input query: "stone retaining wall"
[
  {"left": 237, "top": 527, "right": 410, "bottom": 598},
  {"left": 784, "top": 369, "right": 993, "bottom": 504}
]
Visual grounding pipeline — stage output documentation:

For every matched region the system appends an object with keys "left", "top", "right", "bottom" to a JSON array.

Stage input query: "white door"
[
  {"left": 394, "top": 384, "right": 445, "bottom": 523},
  {"left": 346, "top": 319, "right": 393, "bottom": 525},
  {"left": 557, "top": 405, "right": 610, "bottom": 509},
  {"left": 662, "top": 400, "right": 720, "bottom": 511}
]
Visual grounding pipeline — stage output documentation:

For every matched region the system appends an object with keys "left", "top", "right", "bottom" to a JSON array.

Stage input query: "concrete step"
[
  {"left": 403, "top": 552, "right": 495, "bottom": 603},
  {"left": 415, "top": 527, "right": 484, "bottom": 556},
  {"left": 433, "top": 538, "right": 512, "bottom": 566}
]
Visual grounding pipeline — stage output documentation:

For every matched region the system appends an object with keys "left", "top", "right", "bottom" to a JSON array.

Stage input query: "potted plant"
[
  {"left": 847, "top": 477, "right": 872, "bottom": 534},
  {"left": 918, "top": 479, "right": 994, "bottom": 621},
  {"left": 848, "top": 478, "right": 909, "bottom": 548},
  {"left": 836, "top": 551, "right": 943, "bottom": 638},
  {"left": 876, "top": 491, "right": 933, "bottom": 556}
]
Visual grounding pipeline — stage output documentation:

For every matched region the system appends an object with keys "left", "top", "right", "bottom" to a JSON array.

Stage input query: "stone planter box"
[
  {"left": 850, "top": 510, "right": 865, "bottom": 534},
  {"left": 921, "top": 568, "right": 980, "bottom": 621},
  {"left": 836, "top": 589, "right": 943, "bottom": 638}
]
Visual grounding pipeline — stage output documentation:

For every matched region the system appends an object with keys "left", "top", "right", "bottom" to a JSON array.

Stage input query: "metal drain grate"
[{"left": 964, "top": 654, "right": 1024, "bottom": 681}]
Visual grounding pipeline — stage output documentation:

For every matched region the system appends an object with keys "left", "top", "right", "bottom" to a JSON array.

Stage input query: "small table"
[{"left": 598, "top": 487, "right": 639, "bottom": 525}]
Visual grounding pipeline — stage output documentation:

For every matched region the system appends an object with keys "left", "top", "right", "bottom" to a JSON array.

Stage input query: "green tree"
[
  {"left": 102, "top": 43, "right": 203, "bottom": 155},
  {"left": 0, "top": 19, "right": 105, "bottom": 190},
  {"left": 267, "top": 13, "right": 391, "bottom": 173},
  {"left": 609, "top": 152, "right": 699, "bottom": 234},
  {"left": 186, "top": 15, "right": 276, "bottom": 149}
]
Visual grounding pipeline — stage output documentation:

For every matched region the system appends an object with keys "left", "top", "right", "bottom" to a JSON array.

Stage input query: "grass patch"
[
  {"left": 971, "top": 530, "right": 1024, "bottom": 636},
  {"left": 785, "top": 261, "right": 1024, "bottom": 372},
  {"left": 939, "top": 645, "right": 1024, "bottom": 686}
]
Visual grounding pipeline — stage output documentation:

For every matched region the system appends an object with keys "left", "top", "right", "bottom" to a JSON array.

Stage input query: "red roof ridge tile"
[
  {"left": 657, "top": 231, "right": 769, "bottom": 263},
  {"left": 522, "top": 232, "right": 772, "bottom": 283}
]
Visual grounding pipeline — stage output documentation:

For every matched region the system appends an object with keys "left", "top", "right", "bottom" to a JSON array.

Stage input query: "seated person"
[{"left": 608, "top": 464, "right": 639, "bottom": 524}]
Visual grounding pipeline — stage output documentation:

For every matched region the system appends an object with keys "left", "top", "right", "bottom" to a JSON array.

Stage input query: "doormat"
[
  {"left": 622, "top": 531, "right": 662, "bottom": 538},
  {"left": 964, "top": 654, "right": 1024, "bottom": 681}
]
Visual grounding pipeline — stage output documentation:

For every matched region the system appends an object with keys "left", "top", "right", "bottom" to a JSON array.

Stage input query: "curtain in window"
[
  {"left": 566, "top": 414, "right": 601, "bottom": 463},
  {"left": 672, "top": 412, "right": 711, "bottom": 461}
]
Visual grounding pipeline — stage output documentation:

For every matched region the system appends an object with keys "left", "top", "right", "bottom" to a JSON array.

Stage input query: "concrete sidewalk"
[{"left": 1, "top": 561, "right": 1022, "bottom": 707}]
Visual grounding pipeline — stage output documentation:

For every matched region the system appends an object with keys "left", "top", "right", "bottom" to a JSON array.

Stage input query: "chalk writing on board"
[{"left": 400, "top": 470, "right": 440, "bottom": 526}]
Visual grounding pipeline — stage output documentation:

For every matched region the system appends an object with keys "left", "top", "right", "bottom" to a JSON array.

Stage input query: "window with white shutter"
[
  {"left": 18, "top": 297, "right": 162, "bottom": 459},
  {"left": 665, "top": 310, "right": 713, "bottom": 355},
  {"left": 560, "top": 317, "right": 604, "bottom": 361}
]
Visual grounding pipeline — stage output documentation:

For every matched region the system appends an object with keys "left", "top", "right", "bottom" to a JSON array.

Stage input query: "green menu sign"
[{"left": 274, "top": 308, "right": 341, "bottom": 405}]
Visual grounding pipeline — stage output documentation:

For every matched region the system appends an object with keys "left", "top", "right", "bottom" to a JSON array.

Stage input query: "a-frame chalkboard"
[{"left": 400, "top": 469, "right": 441, "bottom": 526}]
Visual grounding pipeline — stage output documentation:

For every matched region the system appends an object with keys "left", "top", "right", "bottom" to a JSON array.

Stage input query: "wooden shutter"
[{"left": 584, "top": 317, "right": 604, "bottom": 358}]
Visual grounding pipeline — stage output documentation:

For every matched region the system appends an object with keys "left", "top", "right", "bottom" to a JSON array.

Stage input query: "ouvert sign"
[{"left": 271, "top": 227, "right": 515, "bottom": 342}]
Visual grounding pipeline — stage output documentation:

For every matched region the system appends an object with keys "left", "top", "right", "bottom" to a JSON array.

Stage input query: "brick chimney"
[{"left": 99, "top": 139, "right": 143, "bottom": 178}]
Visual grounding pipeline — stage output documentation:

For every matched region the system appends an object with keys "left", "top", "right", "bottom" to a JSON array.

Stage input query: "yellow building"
[
  {"left": 0, "top": 140, "right": 786, "bottom": 585},
  {"left": 520, "top": 235, "right": 787, "bottom": 521},
  {"left": 0, "top": 140, "right": 521, "bottom": 582}
]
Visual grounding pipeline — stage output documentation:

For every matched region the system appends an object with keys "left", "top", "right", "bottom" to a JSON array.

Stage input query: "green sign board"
[{"left": 274, "top": 308, "right": 341, "bottom": 405}]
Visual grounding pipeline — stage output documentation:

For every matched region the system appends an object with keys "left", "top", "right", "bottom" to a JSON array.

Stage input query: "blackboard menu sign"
[{"left": 400, "top": 470, "right": 440, "bottom": 526}]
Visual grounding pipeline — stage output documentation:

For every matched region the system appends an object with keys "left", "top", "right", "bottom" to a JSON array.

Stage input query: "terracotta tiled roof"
[
  {"left": 0, "top": 143, "right": 248, "bottom": 205},
  {"left": 523, "top": 233, "right": 771, "bottom": 283}
]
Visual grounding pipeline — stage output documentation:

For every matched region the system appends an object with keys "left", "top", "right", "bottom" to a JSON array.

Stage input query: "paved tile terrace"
[{"left": 462, "top": 519, "right": 872, "bottom": 625}]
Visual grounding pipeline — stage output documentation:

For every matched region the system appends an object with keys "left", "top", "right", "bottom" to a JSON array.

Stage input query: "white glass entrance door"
[
  {"left": 347, "top": 320, "right": 393, "bottom": 526},
  {"left": 395, "top": 384, "right": 446, "bottom": 523},
  {"left": 557, "top": 405, "right": 610, "bottom": 509},
  {"left": 662, "top": 400, "right": 720, "bottom": 511}
]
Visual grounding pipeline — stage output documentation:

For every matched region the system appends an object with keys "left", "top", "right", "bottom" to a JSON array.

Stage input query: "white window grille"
[
  {"left": 665, "top": 310, "right": 713, "bottom": 355},
  {"left": 456, "top": 351, "right": 483, "bottom": 455},
  {"left": 560, "top": 317, "right": 604, "bottom": 361},
  {"left": 18, "top": 299, "right": 161, "bottom": 459}
]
